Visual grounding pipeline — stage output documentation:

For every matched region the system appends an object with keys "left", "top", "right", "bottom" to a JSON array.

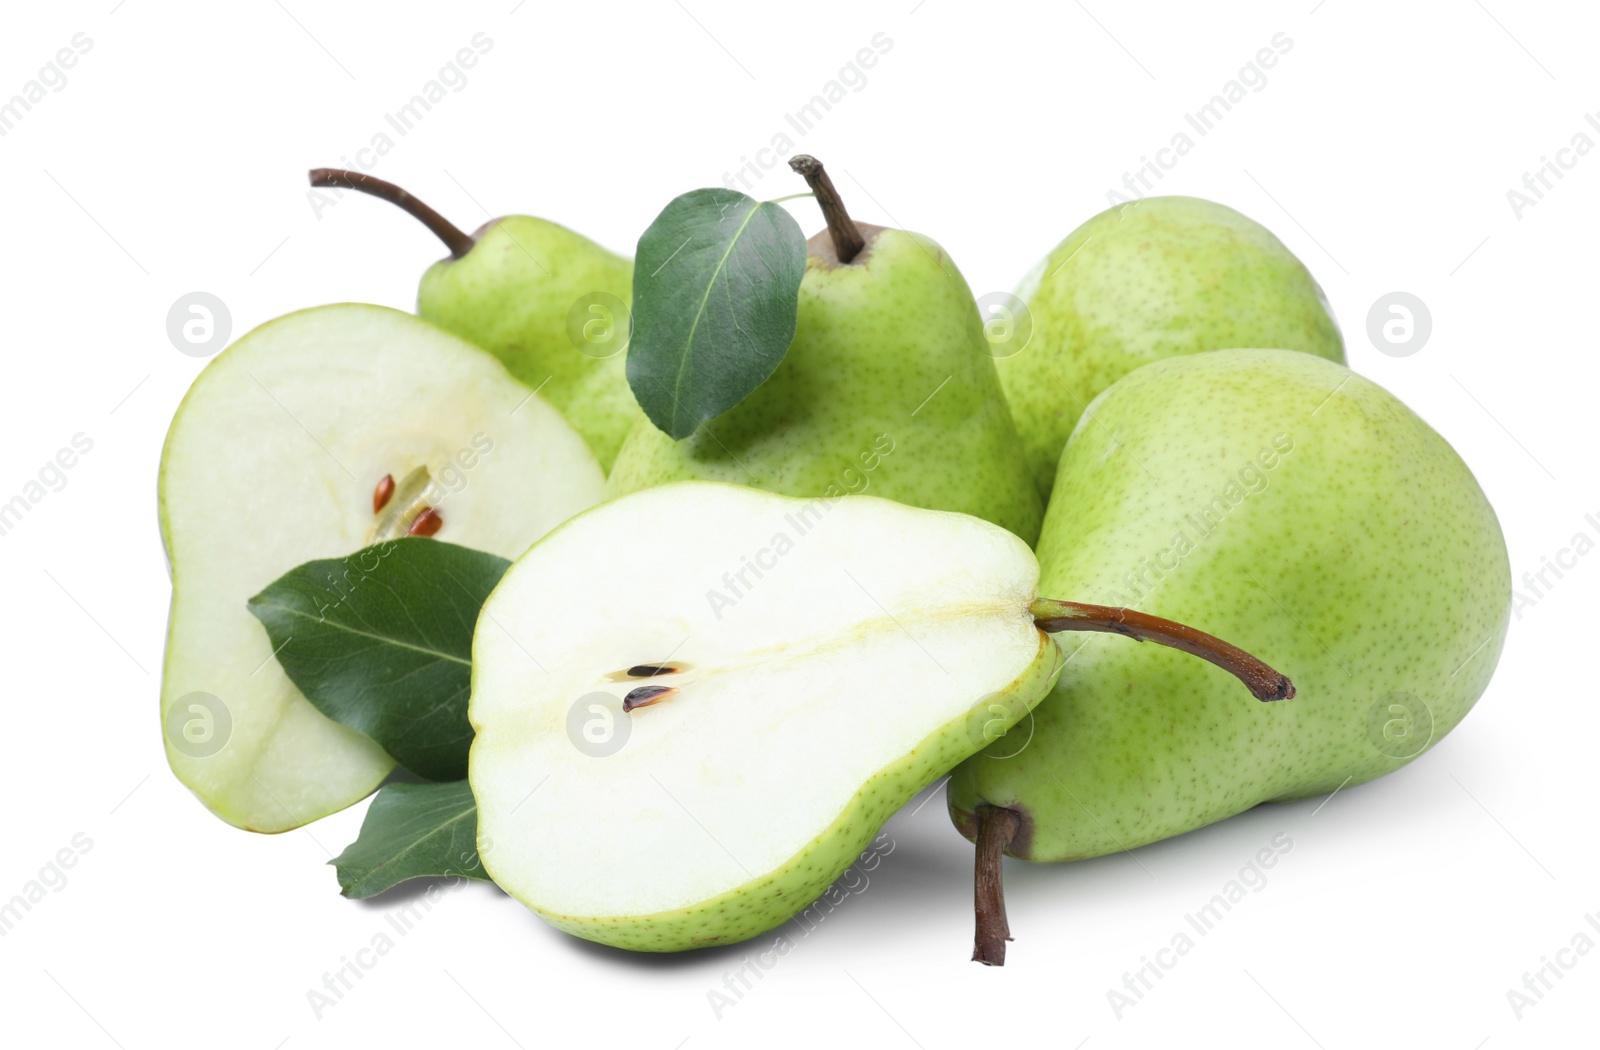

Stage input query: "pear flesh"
[
  {"left": 159, "top": 304, "right": 604, "bottom": 833},
  {"left": 469, "top": 483, "right": 1061, "bottom": 951},
  {"left": 950, "top": 349, "right": 1511, "bottom": 862},
  {"left": 606, "top": 224, "right": 1044, "bottom": 544}
]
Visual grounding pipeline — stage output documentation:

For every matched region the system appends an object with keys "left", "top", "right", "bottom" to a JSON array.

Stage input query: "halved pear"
[
  {"left": 159, "top": 304, "right": 604, "bottom": 833},
  {"left": 469, "top": 483, "right": 1063, "bottom": 951}
]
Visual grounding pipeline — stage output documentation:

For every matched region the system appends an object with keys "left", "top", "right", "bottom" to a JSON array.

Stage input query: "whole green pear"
[
  {"left": 606, "top": 159, "right": 1042, "bottom": 544},
  {"left": 1001, "top": 197, "right": 1346, "bottom": 498},
  {"left": 418, "top": 217, "right": 636, "bottom": 471},
  {"left": 310, "top": 170, "right": 637, "bottom": 471},
  {"left": 949, "top": 349, "right": 1510, "bottom": 866}
]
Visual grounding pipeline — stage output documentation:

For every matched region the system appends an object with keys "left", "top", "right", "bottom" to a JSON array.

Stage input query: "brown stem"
[
  {"left": 973, "top": 805, "right": 1020, "bottom": 966},
  {"left": 787, "top": 155, "right": 866, "bottom": 264},
  {"left": 1030, "top": 598, "right": 1295, "bottom": 702},
  {"left": 307, "top": 168, "right": 475, "bottom": 259}
]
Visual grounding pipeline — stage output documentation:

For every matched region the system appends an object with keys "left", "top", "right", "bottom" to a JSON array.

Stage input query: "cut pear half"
[
  {"left": 469, "top": 483, "right": 1063, "bottom": 951},
  {"left": 159, "top": 304, "right": 604, "bottom": 833}
]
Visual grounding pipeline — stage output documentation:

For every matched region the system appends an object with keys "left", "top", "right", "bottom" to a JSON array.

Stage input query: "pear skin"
[
  {"left": 419, "top": 216, "right": 637, "bottom": 471},
  {"left": 1001, "top": 197, "right": 1345, "bottom": 498},
  {"left": 950, "top": 349, "right": 1510, "bottom": 861},
  {"left": 607, "top": 224, "right": 1042, "bottom": 544}
]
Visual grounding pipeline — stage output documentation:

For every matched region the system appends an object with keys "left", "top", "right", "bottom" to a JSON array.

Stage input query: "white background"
[{"left": 1, "top": 1, "right": 1595, "bottom": 1047}]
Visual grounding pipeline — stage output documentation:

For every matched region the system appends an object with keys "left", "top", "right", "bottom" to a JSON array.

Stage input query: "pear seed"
[
  {"left": 622, "top": 685, "right": 675, "bottom": 712},
  {"left": 372, "top": 473, "right": 395, "bottom": 513},
  {"left": 407, "top": 507, "right": 442, "bottom": 537},
  {"left": 626, "top": 664, "right": 679, "bottom": 678}
]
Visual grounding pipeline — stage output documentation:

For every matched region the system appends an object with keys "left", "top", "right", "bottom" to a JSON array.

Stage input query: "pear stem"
[
  {"left": 786, "top": 155, "right": 866, "bottom": 264},
  {"left": 966, "top": 601, "right": 1292, "bottom": 966},
  {"left": 972, "top": 805, "right": 1020, "bottom": 966},
  {"left": 307, "top": 168, "right": 476, "bottom": 259},
  {"left": 1030, "top": 598, "right": 1295, "bottom": 702}
]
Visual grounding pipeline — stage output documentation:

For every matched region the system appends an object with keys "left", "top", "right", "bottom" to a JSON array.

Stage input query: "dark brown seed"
[
  {"left": 622, "top": 685, "right": 675, "bottom": 712},
  {"left": 373, "top": 473, "right": 396, "bottom": 513},
  {"left": 626, "top": 664, "right": 679, "bottom": 678},
  {"left": 407, "top": 507, "right": 442, "bottom": 537}
]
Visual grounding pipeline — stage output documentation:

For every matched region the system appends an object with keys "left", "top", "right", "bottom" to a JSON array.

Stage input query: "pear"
[
  {"left": 1001, "top": 196, "right": 1346, "bottom": 498},
  {"left": 310, "top": 169, "right": 637, "bottom": 470},
  {"left": 605, "top": 157, "right": 1042, "bottom": 544},
  {"left": 159, "top": 304, "right": 603, "bottom": 833},
  {"left": 469, "top": 482, "right": 1289, "bottom": 951},
  {"left": 949, "top": 349, "right": 1511, "bottom": 963}
]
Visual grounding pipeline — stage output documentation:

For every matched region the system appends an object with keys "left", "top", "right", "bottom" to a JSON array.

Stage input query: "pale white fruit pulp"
[
  {"left": 160, "top": 304, "right": 604, "bottom": 832},
  {"left": 470, "top": 483, "right": 1043, "bottom": 920}
]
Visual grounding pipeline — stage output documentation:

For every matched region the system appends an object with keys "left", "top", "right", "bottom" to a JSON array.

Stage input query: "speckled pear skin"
[
  {"left": 526, "top": 633, "right": 1063, "bottom": 952},
  {"left": 419, "top": 216, "right": 637, "bottom": 471},
  {"left": 1001, "top": 197, "right": 1345, "bottom": 498},
  {"left": 605, "top": 226, "right": 1044, "bottom": 545},
  {"left": 949, "top": 350, "right": 1511, "bottom": 861}
]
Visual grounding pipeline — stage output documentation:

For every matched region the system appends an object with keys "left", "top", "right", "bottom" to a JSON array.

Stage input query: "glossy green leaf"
[
  {"left": 628, "top": 188, "right": 807, "bottom": 438},
  {"left": 247, "top": 539, "right": 510, "bottom": 781},
  {"left": 331, "top": 780, "right": 487, "bottom": 898}
]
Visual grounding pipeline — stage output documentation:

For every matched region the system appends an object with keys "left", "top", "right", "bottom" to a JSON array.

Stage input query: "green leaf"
[
  {"left": 331, "top": 780, "right": 488, "bottom": 898},
  {"left": 628, "top": 188, "right": 807, "bottom": 438},
  {"left": 247, "top": 539, "right": 510, "bottom": 781}
]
